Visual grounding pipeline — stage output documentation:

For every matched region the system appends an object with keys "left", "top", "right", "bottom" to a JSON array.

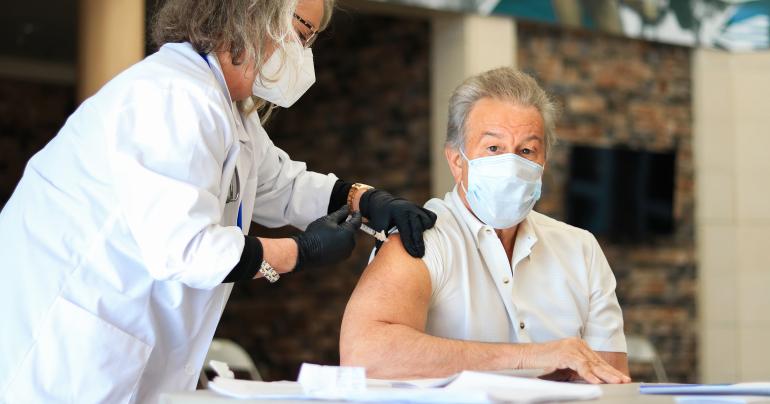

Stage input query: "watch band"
[
  {"left": 259, "top": 260, "right": 280, "bottom": 283},
  {"left": 347, "top": 183, "right": 373, "bottom": 211}
]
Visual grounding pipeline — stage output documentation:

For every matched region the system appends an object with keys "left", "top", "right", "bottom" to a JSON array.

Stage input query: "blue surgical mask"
[{"left": 460, "top": 150, "right": 543, "bottom": 229}]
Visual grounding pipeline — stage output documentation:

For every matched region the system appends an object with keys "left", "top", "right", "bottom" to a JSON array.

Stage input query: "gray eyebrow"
[{"left": 481, "top": 132, "right": 543, "bottom": 143}]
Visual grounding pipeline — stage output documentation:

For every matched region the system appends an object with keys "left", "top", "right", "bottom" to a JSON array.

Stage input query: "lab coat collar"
[
  {"left": 199, "top": 51, "right": 233, "bottom": 106},
  {"left": 196, "top": 47, "right": 252, "bottom": 144}
]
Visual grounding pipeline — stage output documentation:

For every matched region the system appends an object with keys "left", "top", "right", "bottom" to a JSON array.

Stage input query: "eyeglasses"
[{"left": 293, "top": 13, "right": 318, "bottom": 48}]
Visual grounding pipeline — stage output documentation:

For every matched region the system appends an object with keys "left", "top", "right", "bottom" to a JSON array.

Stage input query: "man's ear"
[{"left": 445, "top": 146, "right": 463, "bottom": 185}]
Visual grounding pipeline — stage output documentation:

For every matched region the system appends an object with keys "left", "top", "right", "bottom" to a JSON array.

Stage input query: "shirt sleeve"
[
  {"left": 420, "top": 218, "right": 450, "bottom": 303},
  {"left": 248, "top": 118, "right": 338, "bottom": 230},
  {"left": 582, "top": 232, "right": 627, "bottom": 353},
  {"left": 109, "top": 84, "right": 243, "bottom": 290}
]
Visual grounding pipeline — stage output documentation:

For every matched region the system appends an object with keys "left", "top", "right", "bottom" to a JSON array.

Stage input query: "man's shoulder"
[{"left": 423, "top": 196, "right": 465, "bottom": 242}]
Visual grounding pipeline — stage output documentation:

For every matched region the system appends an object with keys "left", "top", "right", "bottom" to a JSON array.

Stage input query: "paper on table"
[
  {"left": 446, "top": 371, "right": 602, "bottom": 403},
  {"left": 374, "top": 368, "right": 548, "bottom": 389},
  {"left": 208, "top": 378, "right": 489, "bottom": 403},
  {"left": 208, "top": 362, "right": 602, "bottom": 403}
]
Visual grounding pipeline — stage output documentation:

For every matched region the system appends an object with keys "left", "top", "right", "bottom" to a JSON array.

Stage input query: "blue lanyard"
[{"left": 200, "top": 51, "right": 244, "bottom": 231}]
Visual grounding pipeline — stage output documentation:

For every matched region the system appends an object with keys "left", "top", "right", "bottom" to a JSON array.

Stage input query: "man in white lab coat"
[{"left": 0, "top": 0, "right": 436, "bottom": 402}]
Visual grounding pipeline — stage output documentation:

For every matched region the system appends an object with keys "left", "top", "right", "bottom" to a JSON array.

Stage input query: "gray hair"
[
  {"left": 152, "top": 0, "right": 335, "bottom": 118},
  {"left": 446, "top": 67, "right": 559, "bottom": 155}
]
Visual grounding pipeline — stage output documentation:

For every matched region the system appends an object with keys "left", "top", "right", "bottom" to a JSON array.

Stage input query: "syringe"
[{"left": 359, "top": 223, "right": 389, "bottom": 243}]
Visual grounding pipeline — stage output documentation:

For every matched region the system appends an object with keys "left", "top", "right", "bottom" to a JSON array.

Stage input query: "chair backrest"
[
  {"left": 202, "top": 338, "right": 262, "bottom": 381},
  {"left": 625, "top": 334, "right": 668, "bottom": 382}
]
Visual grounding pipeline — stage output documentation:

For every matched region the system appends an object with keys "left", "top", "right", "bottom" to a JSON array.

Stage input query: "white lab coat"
[{"left": 0, "top": 42, "right": 337, "bottom": 403}]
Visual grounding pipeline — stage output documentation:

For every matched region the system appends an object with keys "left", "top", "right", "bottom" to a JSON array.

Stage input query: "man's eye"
[
  {"left": 521, "top": 148, "right": 532, "bottom": 155},
  {"left": 487, "top": 146, "right": 499, "bottom": 153}
]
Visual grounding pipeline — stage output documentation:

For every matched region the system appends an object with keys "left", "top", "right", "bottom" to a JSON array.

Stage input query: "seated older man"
[{"left": 340, "top": 67, "right": 630, "bottom": 384}]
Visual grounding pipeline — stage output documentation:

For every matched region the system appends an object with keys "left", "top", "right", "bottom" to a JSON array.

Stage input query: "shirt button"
[
  {"left": 519, "top": 322, "right": 526, "bottom": 330},
  {"left": 502, "top": 277, "right": 510, "bottom": 284}
]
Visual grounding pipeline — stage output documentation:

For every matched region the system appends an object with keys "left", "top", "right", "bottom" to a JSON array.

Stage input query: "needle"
[{"left": 359, "top": 223, "right": 388, "bottom": 243}]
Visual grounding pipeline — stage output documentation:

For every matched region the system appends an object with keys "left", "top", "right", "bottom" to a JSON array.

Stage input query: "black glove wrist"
[{"left": 292, "top": 205, "right": 362, "bottom": 272}]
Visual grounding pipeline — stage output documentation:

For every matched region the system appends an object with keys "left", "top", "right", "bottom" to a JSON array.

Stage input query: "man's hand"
[
  {"left": 359, "top": 190, "right": 437, "bottom": 258},
  {"left": 524, "top": 338, "right": 631, "bottom": 384},
  {"left": 292, "top": 205, "right": 362, "bottom": 271}
]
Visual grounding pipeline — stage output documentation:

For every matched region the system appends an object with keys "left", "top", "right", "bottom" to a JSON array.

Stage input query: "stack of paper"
[{"left": 208, "top": 362, "right": 602, "bottom": 403}]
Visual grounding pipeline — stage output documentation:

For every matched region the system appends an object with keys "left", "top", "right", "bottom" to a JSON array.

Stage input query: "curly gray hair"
[
  {"left": 446, "top": 67, "right": 559, "bottom": 155},
  {"left": 152, "top": 0, "right": 335, "bottom": 117}
]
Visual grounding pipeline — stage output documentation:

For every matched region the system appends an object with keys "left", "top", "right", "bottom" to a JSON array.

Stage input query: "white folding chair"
[
  {"left": 625, "top": 334, "right": 668, "bottom": 382},
  {"left": 199, "top": 338, "right": 262, "bottom": 387}
]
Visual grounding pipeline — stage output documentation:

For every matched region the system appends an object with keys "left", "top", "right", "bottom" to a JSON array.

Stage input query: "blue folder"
[{"left": 640, "top": 383, "right": 770, "bottom": 396}]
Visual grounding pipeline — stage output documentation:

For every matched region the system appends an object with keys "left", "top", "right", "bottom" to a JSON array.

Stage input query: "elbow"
[
  {"left": 339, "top": 328, "right": 375, "bottom": 368},
  {"left": 339, "top": 322, "right": 392, "bottom": 377}
]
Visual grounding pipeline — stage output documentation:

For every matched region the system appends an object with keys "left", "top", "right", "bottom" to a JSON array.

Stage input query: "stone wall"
[
  {"left": 215, "top": 13, "right": 432, "bottom": 381},
  {"left": 517, "top": 21, "right": 696, "bottom": 382}
]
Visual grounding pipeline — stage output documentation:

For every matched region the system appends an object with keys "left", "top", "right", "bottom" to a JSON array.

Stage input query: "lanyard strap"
[{"left": 200, "top": 51, "right": 243, "bottom": 231}]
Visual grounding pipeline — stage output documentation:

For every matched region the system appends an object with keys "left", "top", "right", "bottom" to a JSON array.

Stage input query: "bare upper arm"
[
  {"left": 597, "top": 351, "right": 629, "bottom": 377},
  {"left": 341, "top": 233, "right": 433, "bottom": 335}
]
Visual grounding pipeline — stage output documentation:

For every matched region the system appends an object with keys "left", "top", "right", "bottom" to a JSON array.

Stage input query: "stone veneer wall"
[
  {"left": 517, "top": 21, "right": 696, "bottom": 382},
  {"left": 214, "top": 13, "right": 432, "bottom": 381}
]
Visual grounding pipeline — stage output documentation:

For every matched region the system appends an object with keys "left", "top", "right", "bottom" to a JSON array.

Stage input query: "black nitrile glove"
[
  {"left": 292, "top": 205, "right": 362, "bottom": 271},
  {"left": 359, "top": 189, "right": 437, "bottom": 258}
]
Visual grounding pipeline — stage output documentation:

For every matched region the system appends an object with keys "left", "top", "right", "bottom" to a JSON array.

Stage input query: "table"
[{"left": 160, "top": 383, "right": 677, "bottom": 404}]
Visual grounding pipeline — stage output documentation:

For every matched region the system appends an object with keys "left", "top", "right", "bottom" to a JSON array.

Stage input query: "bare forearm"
[{"left": 341, "top": 321, "right": 528, "bottom": 379}]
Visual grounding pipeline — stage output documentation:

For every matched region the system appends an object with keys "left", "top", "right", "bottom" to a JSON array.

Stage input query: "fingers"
[
  {"left": 574, "top": 350, "right": 630, "bottom": 384},
  {"left": 342, "top": 210, "right": 362, "bottom": 232},
  {"left": 395, "top": 215, "right": 418, "bottom": 258},
  {"left": 575, "top": 361, "right": 604, "bottom": 384},
  {"left": 581, "top": 346, "right": 630, "bottom": 384},
  {"left": 399, "top": 209, "right": 436, "bottom": 258},
  {"left": 576, "top": 360, "right": 628, "bottom": 384},
  {"left": 420, "top": 207, "right": 438, "bottom": 230},
  {"left": 408, "top": 216, "right": 426, "bottom": 258},
  {"left": 591, "top": 361, "right": 630, "bottom": 384},
  {"left": 327, "top": 204, "right": 351, "bottom": 224}
]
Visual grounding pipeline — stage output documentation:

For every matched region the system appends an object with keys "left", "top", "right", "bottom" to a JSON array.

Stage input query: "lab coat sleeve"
[
  {"left": 250, "top": 126, "right": 338, "bottom": 230},
  {"left": 582, "top": 232, "right": 628, "bottom": 353},
  {"left": 109, "top": 85, "right": 244, "bottom": 289}
]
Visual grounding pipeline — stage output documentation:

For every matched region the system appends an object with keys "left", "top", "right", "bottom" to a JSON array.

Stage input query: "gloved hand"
[
  {"left": 292, "top": 205, "right": 362, "bottom": 271},
  {"left": 359, "top": 189, "right": 437, "bottom": 258}
]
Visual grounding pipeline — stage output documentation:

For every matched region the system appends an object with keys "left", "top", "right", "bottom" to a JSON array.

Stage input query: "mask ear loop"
[{"left": 458, "top": 148, "right": 471, "bottom": 197}]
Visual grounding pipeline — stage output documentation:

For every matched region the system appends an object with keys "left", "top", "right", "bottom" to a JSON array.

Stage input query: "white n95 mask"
[
  {"left": 252, "top": 41, "right": 315, "bottom": 108},
  {"left": 460, "top": 150, "right": 543, "bottom": 229}
]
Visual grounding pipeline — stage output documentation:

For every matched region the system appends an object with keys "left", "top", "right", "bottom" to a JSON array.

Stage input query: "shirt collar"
[{"left": 448, "top": 186, "right": 539, "bottom": 259}]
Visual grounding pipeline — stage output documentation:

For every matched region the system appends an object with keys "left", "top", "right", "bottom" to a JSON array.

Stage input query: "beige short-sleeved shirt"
[{"left": 420, "top": 188, "right": 627, "bottom": 353}]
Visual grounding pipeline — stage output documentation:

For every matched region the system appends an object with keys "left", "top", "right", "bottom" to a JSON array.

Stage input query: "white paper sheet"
[{"left": 207, "top": 363, "right": 602, "bottom": 403}]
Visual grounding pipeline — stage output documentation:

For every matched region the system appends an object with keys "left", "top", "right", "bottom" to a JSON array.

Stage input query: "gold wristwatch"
[
  {"left": 259, "top": 260, "right": 280, "bottom": 283},
  {"left": 347, "top": 183, "right": 373, "bottom": 211}
]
